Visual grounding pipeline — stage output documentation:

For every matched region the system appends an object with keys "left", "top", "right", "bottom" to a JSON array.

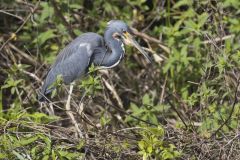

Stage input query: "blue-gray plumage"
[{"left": 38, "top": 20, "right": 151, "bottom": 101}]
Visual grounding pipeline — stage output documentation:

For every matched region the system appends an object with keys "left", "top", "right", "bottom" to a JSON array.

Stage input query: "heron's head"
[{"left": 105, "top": 20, "right": 151, "bottom": 63}]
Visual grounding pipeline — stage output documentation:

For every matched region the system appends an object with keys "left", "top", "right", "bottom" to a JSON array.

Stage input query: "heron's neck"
[{"left": 101, "top": 32, "right": 125, "bottom": 68}]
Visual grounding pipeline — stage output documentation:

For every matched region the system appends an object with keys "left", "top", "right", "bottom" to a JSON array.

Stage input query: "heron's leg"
[
  {"left": 65, "top": 82, "right": 83, "bottom": 138},
  {"left": 66, "top": 82, "right": 74, "bottom": 108},
  {"left": 49, "top": 103, "right": 55, "bottom": 115}
]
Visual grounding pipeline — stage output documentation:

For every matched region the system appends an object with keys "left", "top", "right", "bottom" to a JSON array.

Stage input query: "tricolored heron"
[{"left": 38, "top": 20, "right": 151, "bottom": 101}]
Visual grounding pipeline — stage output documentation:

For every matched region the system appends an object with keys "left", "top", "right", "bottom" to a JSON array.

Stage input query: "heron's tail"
[
  {"left": 38, "top": 81, "right": 54, "bottom": 102},
  {"left": 38, "top": 70, "right": 57, "bottom": 102},
  {"left": 38, "top": 91, "right": 46, "bottom": 102},
  {"left": 38, "top": 87, "right": 54, "bottom": 102}
]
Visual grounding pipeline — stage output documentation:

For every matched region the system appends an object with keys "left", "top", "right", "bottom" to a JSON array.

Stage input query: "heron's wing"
[
  {"left": 39, "top": 43, "right": 93, "bottom": 99},
  {"left": 51, "top": 33, "right": 104, "bottom": 69},
  {"left": 52, "top": 44, "right": 92, "bottom": 83}
]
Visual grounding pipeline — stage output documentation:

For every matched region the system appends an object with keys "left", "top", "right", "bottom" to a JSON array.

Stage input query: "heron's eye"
[{"left": 113, "top": 32, "right": 121, "bottom": 40}]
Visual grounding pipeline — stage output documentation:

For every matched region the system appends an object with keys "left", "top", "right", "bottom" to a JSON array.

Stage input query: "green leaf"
[
  {"left": 173, "top": 0, "right": 193, "bottom": 8},
  {"left": 100, "top": 116, "right": 110, "bottom": 126},
  {"left": 42, "top": 155, "right": 50, "bottom": 160},
  {"left": 14, "top": 135, "right": 39, "bottom": 148},
  {"left": 138, "top": 140, "right": 145, "bottom": 150},
  {"left": 0, "top": 153, "right": 7, "bottom": 159},
  {"left": 198, "top": 13, "right": 208, "bottom": 28},
  {"left": 25, "top": 112, "right": 59, "bottom": 123},
  {"left": 149, "top": 113, "right": 158, "bottom": 125},
  {"left": 130, "top": 103, "right": 139, "bottom": 112},
  {"left": 39, "top": 2, "right": 54, "bottom": 23},
  {"left": 142, "top": 94, "right": 151, "bottom": 105},
  {"left": 184, "top": 19, "right": 198, "bottom": 30},
  {"left": 34, "top": 29, "right": 56, "bottom": 45},
  {"left": 147, "top": 145, "right": 153, "bottom": 153},
  {"left": 57, "top": 151, "right": 83, "bottom": 159}
]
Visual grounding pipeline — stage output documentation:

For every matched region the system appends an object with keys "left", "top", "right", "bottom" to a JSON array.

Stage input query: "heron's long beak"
[{"left": 122, "top": 32, "right": 152, "bottom": 63}]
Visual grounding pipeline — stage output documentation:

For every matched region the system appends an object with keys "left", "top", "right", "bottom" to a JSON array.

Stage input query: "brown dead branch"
[
  {"left": 102, "top": 77, "right": 124, "bottom": 109},
  {"left": 202, "top": 34, "right": 234, "bottom": 44},
  {"left": 8, "top": 42, "right": 40, "bottom": 66}
]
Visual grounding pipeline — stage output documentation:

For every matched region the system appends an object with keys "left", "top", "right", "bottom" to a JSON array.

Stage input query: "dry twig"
[{"left": 102, "top": 77, "right": 124, "bottom": 109}]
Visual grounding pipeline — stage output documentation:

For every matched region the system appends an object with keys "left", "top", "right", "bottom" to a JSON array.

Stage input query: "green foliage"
[
  {"left": 125, "top": 95, "right": 181, "bottom": 159},
  {"left": 33, "top": 29, "right": 57, "bottom": 46},
  {"left": 1, "top": 0, "right": 240, "bottom": 159},
  {"left": 0, "top": 91, "right": 82, "bottom": 159},
  {"left": 100, "top": 115, "right": 111, "bottom": 127},
  {"left": 0, "top": 133, "right": 84, "bottom": 159},
  {"left": 125, "top": 93, "right": 170, "bottom": 125},
  {"left": 198, "top": 102, "right": 240, "bottom": 137},
  {"left": 2, "top": 77, "right": 23, "bottom": 95},
  {"left": 79, "top": 65, "right": 102, "bottom": 95},
  {"left": 138, "top": 126, "right": 181, "bottom": 160}
]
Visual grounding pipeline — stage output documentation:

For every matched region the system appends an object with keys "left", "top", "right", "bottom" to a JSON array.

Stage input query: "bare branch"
[{"left": 211, "top": 78, "right": 240, "bottom": 138}]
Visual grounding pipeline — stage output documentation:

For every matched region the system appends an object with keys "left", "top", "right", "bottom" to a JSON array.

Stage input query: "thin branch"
[
  {"left": 160, "top": 75, "right": 168, "bottom": 104},
  {"left": 0, "top": 10, "right": 24, "bottom": 21},
  {"left": 165, "top": 96, "right": 188, "bottom": 129},
  {"left": 22, "top": 70, "right": 41, "bottom": 82},
  {"left": 102, "top": 78, "right": 123, "bottom": 109},
  {"left": 94, "top": 97, "right": 157, "bottom": 127},
  {"left": 8, "top": 43, "right": 39, "bottom": 66},
  {"left": 211, "top": 78, "right": 240, "bottom": 138},
  {"left": 202, "top": 34, "right": 234, "bottom": 44}
]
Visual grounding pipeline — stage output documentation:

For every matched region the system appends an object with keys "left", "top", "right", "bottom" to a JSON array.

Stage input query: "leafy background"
[{"left": 0, "top": 0, "right": 240, "bottom": 159}]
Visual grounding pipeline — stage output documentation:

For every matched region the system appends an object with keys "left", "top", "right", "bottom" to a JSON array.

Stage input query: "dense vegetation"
[{"left": 1, "top": 0, "right": 240, "bottom": 159}]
